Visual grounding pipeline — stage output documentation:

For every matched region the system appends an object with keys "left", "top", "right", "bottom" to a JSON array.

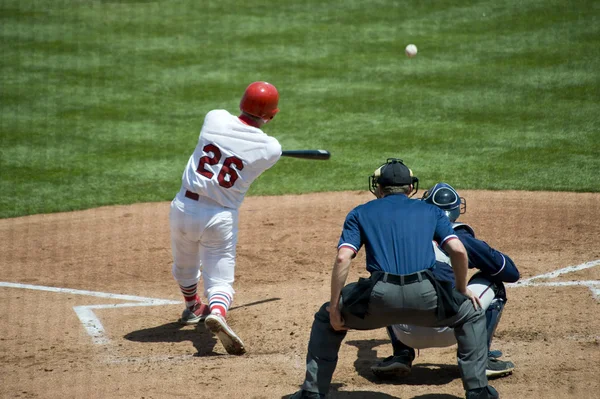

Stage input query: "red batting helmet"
[{"left": 239, "top": 81, "right": 279, "bottom": 121}]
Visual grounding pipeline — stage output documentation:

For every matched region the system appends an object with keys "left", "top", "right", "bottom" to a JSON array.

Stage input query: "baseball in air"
[{"left": 405, "top": 44, "right": 418, "bottom": 58}]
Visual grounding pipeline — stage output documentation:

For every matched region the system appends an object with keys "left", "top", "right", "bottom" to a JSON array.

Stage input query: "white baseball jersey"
[{"left": 180, "top": 109, "right": 282, "bottom": 209}]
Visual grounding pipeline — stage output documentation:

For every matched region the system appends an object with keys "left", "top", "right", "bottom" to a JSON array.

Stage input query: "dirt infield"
[{"left": 1, "top": 190, "right": 599, "bottom": 399}]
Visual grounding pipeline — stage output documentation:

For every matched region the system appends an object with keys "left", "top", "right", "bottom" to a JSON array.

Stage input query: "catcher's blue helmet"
[{"left": 421, "top": 182, "right": 466, "bottom": 222}]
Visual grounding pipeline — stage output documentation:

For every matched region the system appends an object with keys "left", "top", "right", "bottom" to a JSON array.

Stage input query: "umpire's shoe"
[
  {"left": 466, "top": 385, "right": 499, "bottom": 399},
  {"left": 486, "top": 357, "right": 515, "bottom": 378},
  {"left": 204, "top": 313, "right": 246, "bottom": 356},
  {"left": 289, "top": 390, "right": 325, "bottom": 399},
  {"left": 370, "top": 352, "right": 414, "bottom": 378}
]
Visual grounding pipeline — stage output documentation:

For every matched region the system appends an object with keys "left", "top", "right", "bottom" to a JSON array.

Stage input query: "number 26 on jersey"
[{"left": 196, "top": 144, "right": 243, "bottom": 188}]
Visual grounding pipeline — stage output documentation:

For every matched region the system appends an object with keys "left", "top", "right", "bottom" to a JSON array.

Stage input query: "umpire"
[{"left": 290, "top": 159, "right": 498, "bottom": 399}]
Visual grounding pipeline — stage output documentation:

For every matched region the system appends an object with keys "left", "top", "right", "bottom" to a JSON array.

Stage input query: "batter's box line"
[
  {"left": 0, "top": 282, "right": 182, "bottom": 345},
  {"left": 506, "top": 259, "right": 600, "bottom": 301}
]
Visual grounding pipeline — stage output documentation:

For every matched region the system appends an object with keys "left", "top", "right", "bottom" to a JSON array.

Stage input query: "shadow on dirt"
[
  {"left": 124, "top": 298, "right": 281, "bottom": 357},
  {"left": 124, "top": 322, "right": 219, "bottom": 356},
  {"left": 345, "top": 339, "right": 460, "bottom": 386},
  {"left": 330, "top": 394, "right": 461, "bottom": 399},
  {"left": 281, "top": 338, "right": 463, "bottom": 399},
  {"left": 282, "top": 392, "right": 402, "bottom": 398},
  {"left": 282, "top": 386, "right": 461, "bottom": 399}
]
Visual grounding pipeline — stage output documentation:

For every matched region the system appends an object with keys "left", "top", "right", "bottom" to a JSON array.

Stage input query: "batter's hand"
[
  {"left": 326, "top": 305, "right": 348, "bottom": 331},
  {"left": 460, "top": 288, "right": 482, "bottom": 310}
]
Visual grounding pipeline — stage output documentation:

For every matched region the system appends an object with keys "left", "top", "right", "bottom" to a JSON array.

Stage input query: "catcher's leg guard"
[
  {"left": 486, "top": 297, "right": 505, "bottom": 350},
  {"left": 468, "top": 273, "right": 507, "bottom": 357},
  {"left": 386, "top": 326, "right": 415, "bottom": 359}
]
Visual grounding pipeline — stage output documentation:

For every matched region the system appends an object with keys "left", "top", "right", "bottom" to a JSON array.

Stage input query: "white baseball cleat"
[{"left": 204, "top": 314, "right": 246, "bottom": 356}]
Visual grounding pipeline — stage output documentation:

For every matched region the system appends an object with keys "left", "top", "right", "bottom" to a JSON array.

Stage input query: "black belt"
[
  {"left": 185, "top": 190, "right": 200, "bottom": 201},
  {"left": 381, "top": 271, "right": 426, "bottom": 285}
]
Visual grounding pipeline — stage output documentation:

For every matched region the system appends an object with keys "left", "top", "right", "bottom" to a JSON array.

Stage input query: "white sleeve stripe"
[
  {"left": 490, "top": 254, "right": 506, "bottom": 276},
  {"left": 439, "top": 234, "right": 458, "bottom": 247},
  {"left": 338, "top": 243, "right": 358, "bottom": 252}
]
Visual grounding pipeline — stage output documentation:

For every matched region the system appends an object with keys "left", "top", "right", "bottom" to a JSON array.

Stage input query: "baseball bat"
[{"left": 281, "top": 150, "right": 331, "bottom": 160}]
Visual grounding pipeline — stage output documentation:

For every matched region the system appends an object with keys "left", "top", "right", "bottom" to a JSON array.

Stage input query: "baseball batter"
[
  {"left": 371, "top": 183, "right": 520, "bottom": 379},
  {"left": 169, "top": 81, "right": 281, "bottom": 355}
]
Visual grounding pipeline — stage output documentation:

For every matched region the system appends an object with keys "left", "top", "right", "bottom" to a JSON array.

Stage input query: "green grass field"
[{"left": 1, "top": 0, "right": 599, "bottom": 218}]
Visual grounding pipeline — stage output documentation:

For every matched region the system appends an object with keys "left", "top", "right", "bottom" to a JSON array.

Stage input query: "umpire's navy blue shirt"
[{"left": 338, "top": 194, "right": 458, "bottom": 275}]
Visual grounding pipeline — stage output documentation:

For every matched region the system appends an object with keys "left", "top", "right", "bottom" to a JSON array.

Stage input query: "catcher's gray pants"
[{"left": 300, "top": 275, "right": 488, "bottom": 395}]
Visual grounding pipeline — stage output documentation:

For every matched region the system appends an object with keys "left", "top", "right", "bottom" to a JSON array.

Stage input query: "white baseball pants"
[{"left": 169, "top": 191, "right": 237, "bottom": 299}]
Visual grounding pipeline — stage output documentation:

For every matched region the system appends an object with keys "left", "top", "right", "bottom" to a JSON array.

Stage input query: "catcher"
[{"left": 371, "top": 182, "right": 520, "bottom": 379}]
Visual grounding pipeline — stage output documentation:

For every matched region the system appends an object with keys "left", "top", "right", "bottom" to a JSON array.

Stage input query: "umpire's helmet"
[
  {"left": 240, "top": 81, "right": 280, "bottom": 122},
  {"left": 369, "top": 158, "right": 419, "bottom": 197},
  {"left": 421, "top": 182, "right": 466, "bottom": 222}
]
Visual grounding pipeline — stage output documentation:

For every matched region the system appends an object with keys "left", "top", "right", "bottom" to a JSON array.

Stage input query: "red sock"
[
  {"left": 180, "top": 284, "right": 199, "bottom": 309},
  {"left": 208, "top": 292, "right": 232, "bottom": 317}
]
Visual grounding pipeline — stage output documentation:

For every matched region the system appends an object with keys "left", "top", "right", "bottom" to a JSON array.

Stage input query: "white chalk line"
[
  {"left": 506, "top": 259, "right": 600, "bottom": 301},
  {"left": 515, "top": 259, "right": 600, "bottom": 283},
  {"left": 0, "top": 282, "right": 180, "bottom": 304},
  {"left": 0, "top": 282, "right": 182, "bottom": 345}
]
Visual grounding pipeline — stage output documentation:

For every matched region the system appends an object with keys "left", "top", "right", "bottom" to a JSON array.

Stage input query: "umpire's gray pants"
[{"left": 300, "top": 278, "right": 488, "bottom": 395}]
